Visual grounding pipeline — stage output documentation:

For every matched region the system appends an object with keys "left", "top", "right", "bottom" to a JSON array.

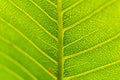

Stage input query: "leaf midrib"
[{"left": 57, "top": 0, "right": 64, "bottom": 80}]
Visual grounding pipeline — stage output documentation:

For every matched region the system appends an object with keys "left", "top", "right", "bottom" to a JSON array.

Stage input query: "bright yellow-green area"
[{"left": 0, "top": 0, "right": 120, "bottom": 80}]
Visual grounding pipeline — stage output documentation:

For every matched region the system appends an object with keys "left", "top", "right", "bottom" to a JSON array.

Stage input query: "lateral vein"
[
  {"left": 0, "top": 52, "right": 38, "bottom": 80},
  {"left": 0, "top": 35, "right": 57, "bottom": 79},
  {"left": 0, "top": 17, "right": 57, "bottom": 65},
  {"left": 65, "top": 59, "right": 120, "bottom": 80},
  {"left": 29, "top": 0, "right": 57, "bottom": 23},
  {"left": 0, "top": 64, "right": 24, "bottom": 80},
  {"left": 47, "top": 0, "right": 57, "bottom": 8},
  {"left": 64, "top": 0, "right": 116, "bottom": 31},
  {"left": 8, "top": 0, "right": 58, "bottom": 41},
  {"left": 62, "top": 0, "right": 84, "bottom": 13},
  {"left": 65, "top": 32, "right": 120, "bottom": 60}
]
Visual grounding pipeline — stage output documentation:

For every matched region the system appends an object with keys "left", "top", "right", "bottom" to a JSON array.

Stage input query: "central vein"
[{"left": 57, "top": 0, "right": 64, "bottom": 80}]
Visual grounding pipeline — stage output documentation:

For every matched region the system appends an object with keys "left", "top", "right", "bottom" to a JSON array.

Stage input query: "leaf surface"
[{"left": 0, "top": 0, "right": 120, "bottom": 80}]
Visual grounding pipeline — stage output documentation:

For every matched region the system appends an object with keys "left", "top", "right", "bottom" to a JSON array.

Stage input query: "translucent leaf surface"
[{"left": 0, "top": 0, "right": 120, "bottom": 80}]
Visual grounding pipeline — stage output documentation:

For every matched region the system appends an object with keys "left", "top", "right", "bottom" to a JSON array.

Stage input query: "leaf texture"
[{"left": 0, "top": 0, "right": 120, "bottom": 80}]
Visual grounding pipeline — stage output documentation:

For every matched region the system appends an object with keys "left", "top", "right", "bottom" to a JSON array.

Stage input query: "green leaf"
[{"left": 0, "top": 0, "right": 120, "bottom": 80}]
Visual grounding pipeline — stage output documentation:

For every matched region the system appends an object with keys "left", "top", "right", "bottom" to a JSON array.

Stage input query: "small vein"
[
  {"left": 62, "top": 0, "right": 84, "bottom": 14},
  {"left": 64, "top": 0, "right": 116, "bottom": 31},
  {"left": 37, "top": 37, "right": 58, "bottom": 50},
  {"left": 63, "top": 29, "right": 98, "bottom": 49},
  {"left": 0, "top": 35, "right": 57, "bottom": 80},
  {"left": 0, "top": 17, "right": 57, "bottom": 64},
  {"left": 0, "top": 52, "right": 38, "bottom": 80},
  {"left": 47, "top": 0, "right": 57, "bottom": 8},
  {"left": 29, "top": 0, "right": 57, "bottom": 23},
  {"left": 65, "top": 32, "right": 120, "bottom": 60},
  {"left": 8, "top": 0, "right": 58, "bottom": 41},
  {"left": 64, "top": 59, "right": 120, "bottom": 80},
  {"left": 64, "top": 62, "right": 88, "bottom": 70},
  {"left": 0, "top": 64, "right": 24, "bottom": 80}
]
